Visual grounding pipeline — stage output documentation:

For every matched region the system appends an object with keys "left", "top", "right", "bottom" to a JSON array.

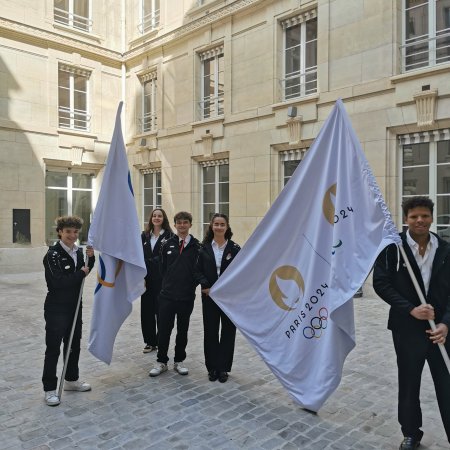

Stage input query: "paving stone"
[{"left": 1, "top": 272, "right": 449, "bottom": 449}]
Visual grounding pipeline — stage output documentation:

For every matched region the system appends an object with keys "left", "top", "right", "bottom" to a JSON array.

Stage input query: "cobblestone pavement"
[{"left": 0, "top": 271, "right": 448, "bottom": 450}]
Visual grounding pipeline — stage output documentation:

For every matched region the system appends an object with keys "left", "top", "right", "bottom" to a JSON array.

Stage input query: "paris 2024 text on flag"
[
  {"left": 209, "top": 99, "right": 401, "bottom": 412},
  {"left": 87, "top": 102, "right": 147, "bottom": 364}
]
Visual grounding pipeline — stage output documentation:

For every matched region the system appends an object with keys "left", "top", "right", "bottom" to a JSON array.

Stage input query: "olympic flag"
[
  {"left": 210, "top": 99, "right": 401, "bottom": 411},
  {"left": 88, "top": 102, "right": 146, "bottom": 364}
]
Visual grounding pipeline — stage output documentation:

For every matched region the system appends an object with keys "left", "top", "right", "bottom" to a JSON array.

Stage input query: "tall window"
[
  {"left": 139, "top": 73, "right": 157, "bottom": 133},
  {"left": 139, "top": 0, "right": 160, "bottom": 34},
  {"left": 58, "top": 65, "right": 90, "bottom": 131},
  {"left": 45, "top": 171, "right": 93, "bottom": 245},
  {"left": 280, "top": 149, "right": 305, "bottom": 187},
  {"left": 54, "top": 0, "right": 92, "bottom": 32},
  {"left": 402, "top": 0, "right": 450, "bottom": 72},
  {"left": 282, "top": 12, "right": 317, "bottom": 100},
  {"left": 400, "top": 130, "right": 450, "bottom": 241},
  {"left": 283, "top": 160, "right": 301, "bottom": 186},
  {"left": 143, "top": 171, "right": 162, "bottom": 226},
  {"left": 202, "top": 163, "right": 229, "bottom": 233},
  {"left": 199, "top": 48, "right": 224, "bottom": 119}
]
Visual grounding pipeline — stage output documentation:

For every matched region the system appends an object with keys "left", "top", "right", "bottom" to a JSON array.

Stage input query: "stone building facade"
[{"left": 1, "top": 0, "right": 449, "bottom": 272}]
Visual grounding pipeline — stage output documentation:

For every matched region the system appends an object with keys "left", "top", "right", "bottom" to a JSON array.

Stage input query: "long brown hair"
[
  {"left": 145, "top": 208, "right": 173, "bottom": 235},
  {"left": 203, "top": 213, "right": 233, "bottom": 244}
]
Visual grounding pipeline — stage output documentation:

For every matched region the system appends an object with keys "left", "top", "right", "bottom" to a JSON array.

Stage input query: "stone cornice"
[
  {"left": 0, "top": 0, "right": 264, "bottom": 65},
  {"left": 124, "top": 0, "right": 265, "bottom": 61},
  {"left": 0, "top": 16, "right": 122, "bottom": 64}
]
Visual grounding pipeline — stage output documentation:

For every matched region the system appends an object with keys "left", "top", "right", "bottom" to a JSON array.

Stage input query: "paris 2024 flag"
[
  {"left": 88, "top": 102, "right": 146, "bottom": 364},
  {"left": 209, "top": 99, "right": 401, "bottom": 412}
]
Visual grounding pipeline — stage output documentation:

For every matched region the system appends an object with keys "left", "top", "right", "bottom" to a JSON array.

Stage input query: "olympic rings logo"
[{"left": 303, "top": 307, "right": 328, "bottom": 339}]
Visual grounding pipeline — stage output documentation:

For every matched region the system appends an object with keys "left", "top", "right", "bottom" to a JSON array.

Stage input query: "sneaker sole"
[
  {"left": 64, "top": 387, "right": 91, "bottom": 392},
  {"left": 149, "top": 368, "right": 167, "bottom": 377}
]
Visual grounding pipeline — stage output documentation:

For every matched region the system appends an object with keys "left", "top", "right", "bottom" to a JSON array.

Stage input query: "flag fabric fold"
[
  {"left": 210, "top": 99, "right": 400, "bottom": 411},
  {"left": 88, "top": 102, "right": 146, "bottom": 364}
]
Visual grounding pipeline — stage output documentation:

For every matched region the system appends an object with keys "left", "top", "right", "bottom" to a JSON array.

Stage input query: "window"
[
  {"left": 139, "top": 0, "right": 160, "bottom": 34},
  {"left": 282, "top": 11, "right": 317, "bottom": 100},
  {"left": 280, "top": 149, "right": 306, "bottom": 187},
  {"left": 58, "top": 65, "right": 91, "bottom": 131},
  {"left": 201, "top": 163, "right": 229, "bottom": 233},
  {"left": 45, "top": 171, "right": 93, "bottom": 245},
  {"left": 54, "top": 0, "right": 92, "bottom": 32},
  {"left": 402, "top": 0, "right": 450, "bottom": 72},
  {"left": 139, "top": 72, "right": 157, "bottom": 133},
  {"left": 399, "top": 129, "right": 450, "bottom": 242},
  {"left": 143, "top": 171, "right": 161, "bottom": 226},
  {"left": 199, "top": 47, "right": 224, "bottom": 119}
]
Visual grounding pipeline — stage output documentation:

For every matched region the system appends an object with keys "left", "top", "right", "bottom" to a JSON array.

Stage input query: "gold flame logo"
[
  {"left": 269, "top": 266, "right": 305, "bottom": 311},
  {"left": 322, "top": 183, "right": 337, "bottom": 225}
]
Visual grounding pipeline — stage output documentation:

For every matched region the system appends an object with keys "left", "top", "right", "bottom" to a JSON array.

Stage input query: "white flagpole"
[
  {"left": 398, "top": 244, "right": 450, "bottom": 375},
  {"left": 57, "top": 247, "right": 91, "bottom": 400}
]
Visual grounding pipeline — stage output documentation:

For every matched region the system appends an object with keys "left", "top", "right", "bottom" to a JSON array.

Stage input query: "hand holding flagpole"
[
  {"left": 398, "top": 244, "right": 450, "bottom": 375},
  {"left": 57, "top": 246, "right": 93, "bottom": 400}
]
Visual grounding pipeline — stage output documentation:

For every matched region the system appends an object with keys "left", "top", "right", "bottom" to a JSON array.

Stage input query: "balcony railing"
[
  {"left": 198, "top": 93, "right": 224, "bottom": 120},
  {"left": 138, "top": 112, "right": 157, "bottom": 134},
  {"left": 401, "top": 29, "right": 450, "bottom": 72},
  {"left": 138, "top": 9, "right": 160, "bottom": 34},
  {"left": 281, "top": 66, "right": 317, "bottom": 101},
  {"left": 58, "top": 107, "right": 91, "bottom": 132},
  {"left": 54, "top": 7, "right": 93, "bottom": 32}
]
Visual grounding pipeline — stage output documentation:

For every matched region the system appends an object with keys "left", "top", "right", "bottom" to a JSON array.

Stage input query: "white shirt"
[
  {"left": 178, "top": 234, "right": 191, "bottom": 249},
  {"left": 60, "top": 240, "right": 79, "bottom": 267},
  {"left": 150, "top": 228, "right": 164, "bottom": 251},
  {"left": 406, "top": 230, "right": 438, "bottom": 294},
  {"left": 212, "top": 240, "right": 227, "bottom": 276}
]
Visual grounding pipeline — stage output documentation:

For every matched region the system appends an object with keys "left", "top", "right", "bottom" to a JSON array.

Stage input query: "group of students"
[
  {"left": 41, "top": 210, "right": 239, "bottom": 407},
  {"left": 140, "top": 209, "right": 240, "bottom": 383}
]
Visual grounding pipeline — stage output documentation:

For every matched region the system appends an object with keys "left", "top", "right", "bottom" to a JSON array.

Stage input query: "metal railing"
[
  {"left": 138, "top": 112, "right": 157, "bottom": 133},
  {"left": 401, "top": 30, "right": 450, "bottom": 72},
  {"left": 138, "top": 9, "right": 160, "bottom": 34},
  {"left": 281, "top": 66, "right": 317, "bottom": 101},
  {"left": 54, "top": 7, "right": 93, "bottom": 32},
  {"left": 58, "top": 107, "right": 91, "bottom": 132},
  {"left": 198, "top": 93, "right": 224, "bottom": 120}
]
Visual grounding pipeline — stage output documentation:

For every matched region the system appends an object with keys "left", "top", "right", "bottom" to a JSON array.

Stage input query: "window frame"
[
  {"left": 139, "top": 74, "right": 157, "bottom": 133},
  {"left": 201, "top": 163, "right": 229, "bottom": 233},
  {"left": 139, "top": 0, "right": 160, "bottom": 34},
  {"left": 199, "top": 49, "right": 224, "bottom": 120},
  {"left": 281, "top": 12, "right": 318, "bottom": 101},
  {"left": 45, "top": 169, "right": 93, "bottom": 245},
  {"left": 401, "top": 0, "right": 450, "bottom": 72},
  {"left": 398, "top": 130, "right": 450, "bottom": 240},
  {"left": 142, "top": 171, "right": 162, "bottom": 227},
  {"left": 54, "top": 0, "right": 92, "bottom": 32},
  {"left": 58, "top": 65, "right": 91, "bottom": 132}
]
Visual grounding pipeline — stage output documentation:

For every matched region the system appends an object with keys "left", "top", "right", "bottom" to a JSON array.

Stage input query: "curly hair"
[
  {"left": 402, "top": 196, "right": 434, "bottom": 217},
  {"left": 55, "top": 216, "right": 83, "bottom": 232}
]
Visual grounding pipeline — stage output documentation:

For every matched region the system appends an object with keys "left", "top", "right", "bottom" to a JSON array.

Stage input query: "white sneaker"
[
  {"left": 174, "top": 362, "right": 189, "bottom": 375},
  {"left": 149, "top": 363, "right": 168, "bottom": 377},
  {"left": 64, "top": 380, "right": 91, "bottom": 392},
  {"left": 44, "top": 390, "right": 60, "bottom": 406}
]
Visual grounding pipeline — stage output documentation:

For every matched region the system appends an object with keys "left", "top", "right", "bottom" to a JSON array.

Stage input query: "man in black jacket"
[
  {"left": 42, "top": 216, "right": 95, "bottom": 406},
  {"left": 149, "top": 211, "right": 200, "bottom": 377},
  {"left": 373, "top": 197, "right": 450, "bottom": 449}
]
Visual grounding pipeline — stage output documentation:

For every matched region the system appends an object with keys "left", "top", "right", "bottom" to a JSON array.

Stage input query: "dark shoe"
[
  {"left": 208, "top": 370, "right": 218, "bottom": 382},
  {"left": 218, "top": 372, "right": 228, "bottom": 383},
  {"left": 143, "top": 345, "right": 157, "bottom": 353},
  {"left": 399, "top": 436, "right": 421, "bottom": 450}
]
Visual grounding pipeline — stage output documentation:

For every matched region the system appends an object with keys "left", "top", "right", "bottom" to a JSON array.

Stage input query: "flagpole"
[
  {"left": 57, "top": 247, "right": 90, "bottom": 400},
  {"left": 398, "top": 244, "right": 450, "bottom": 375}
]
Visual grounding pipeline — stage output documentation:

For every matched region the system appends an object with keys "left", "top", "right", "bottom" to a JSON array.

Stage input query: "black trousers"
[
  {"left": 393, "top": 329, "right": 450, "bottom": 442},
  {"left": 42, "top": 308, "right": 82, "bottom": 392},
  {"left": 202, "top": 296, "right": 236, "bottom": 373},
  {"left": 140, "top": 285, "right": 159, "bottom": 347},
  {"left": 156, "top": 298, "right": 194, "bottom": 364}
]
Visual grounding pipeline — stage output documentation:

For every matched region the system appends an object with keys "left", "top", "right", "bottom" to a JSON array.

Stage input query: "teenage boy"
[
  {"left": 149, "top": 211, "right": 200, "bottom": 377},
  {"left": 42, "top": 216, "right": 95, "bottom": 406},
  {"left": 373, "top": 197, "right": 450, "bottom": 449}
]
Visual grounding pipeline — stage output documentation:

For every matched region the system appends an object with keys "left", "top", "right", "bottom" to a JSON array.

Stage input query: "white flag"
[
  {"left": 210, "top": 99, "right": 400, "bottom": 411},
  {"left": 88, "top": 102, "right": 146, "bottom": 364}
]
